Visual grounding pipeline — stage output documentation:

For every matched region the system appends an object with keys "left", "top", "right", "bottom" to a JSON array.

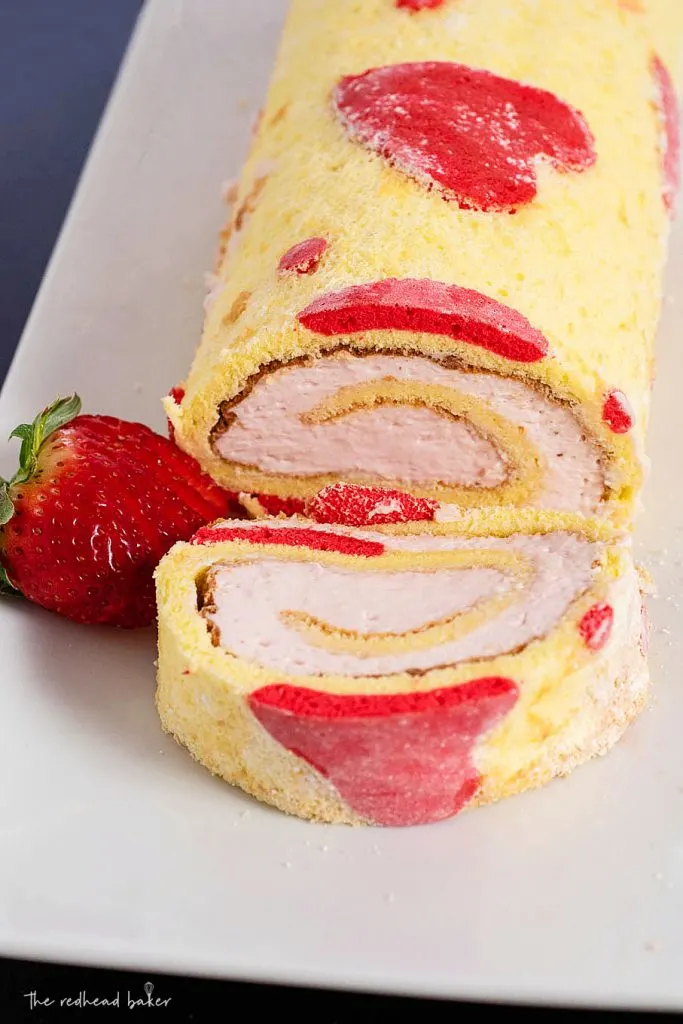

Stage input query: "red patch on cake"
[
  {"left": 333, "top": 62, "right": 596, "bottom": 212},
  {"left": 578, "top": 602, "right": 614, "bottom": 652},
  {"left": 166, "top": 386, "right": 242, "bottom": 516},
  {"left": 253, "top": 494, "right": 307, "bottom": 517},
  {"left": 397, "top": 0, "right": 445, "bottom": 10},
  {"left": 298, "top": 278, "right": 548, "bottom": 362},
  {"left": 279, "top": 237, "right": 328, "bottom": 275},
  {"left": 166, "top": 386, "right": 185, "bottom": 441},
  {"left": 602, "top": 390, "right": 634, "bottom": 433},
  {"left": 308, "top": 484, "right": 437, "bottom": 527},
  {"left": 651, "top": 54, "right": 681, "bottom": 216},
  {"left": 249, "top": 678, "right": 518, "bottom": 826},
  {"left": 191, "top": 524, "right": 385, "bottom": 557}
]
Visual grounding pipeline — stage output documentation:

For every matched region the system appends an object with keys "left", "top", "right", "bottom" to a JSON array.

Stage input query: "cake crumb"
[{"left": 220, "top": 178, "right": 238, "bottom": 204}]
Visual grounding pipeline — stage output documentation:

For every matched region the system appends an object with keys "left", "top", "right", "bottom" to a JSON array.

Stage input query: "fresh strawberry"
[{"left": 0, "top": 396, "right": 239, "bottom": 627}]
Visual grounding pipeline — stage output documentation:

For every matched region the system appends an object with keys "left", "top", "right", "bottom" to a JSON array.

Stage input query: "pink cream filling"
[
  {"left": 214, "top": 352, "right": 603, "bottom": 513},
  {"left": 204, "top": 531, "right": 599, "bottom": 676}
]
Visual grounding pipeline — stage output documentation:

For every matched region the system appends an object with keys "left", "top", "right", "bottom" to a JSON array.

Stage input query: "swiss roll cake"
[
  {"left": 155, "top": 518, "right": 648, "bottom": 826},
  {"left": 167, "top": 0, "right": 683, "bottom": 530}
]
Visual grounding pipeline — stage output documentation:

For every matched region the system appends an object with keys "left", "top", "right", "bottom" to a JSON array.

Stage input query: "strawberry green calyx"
[
  {"left": 0, "top": 479, "right": 16, "bottom": 589},
  {"left": 0, "top": 395, "right": 82, "bottom": 541},
  {"left": 0, "top": 484, "right": 13, "bottom": 527},
  {"left": 0, "top": 485, "right": 16, "bottom": 589},
  {"left": 7, "top": 395, "right": 81, "bottom": 491},
  {"left": 0, "top": 562, "right": 16, "bottom": 592},
  {"left": 0, "top": 399, "right": 236, "bottom": 626},
  {"left": 0, "top": 396, "right": 81, "bottom": 589}
]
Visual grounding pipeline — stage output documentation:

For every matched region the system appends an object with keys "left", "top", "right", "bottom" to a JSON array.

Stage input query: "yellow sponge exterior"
[{"left": 168, "top": 0, "right": 683, "bottom": 530}]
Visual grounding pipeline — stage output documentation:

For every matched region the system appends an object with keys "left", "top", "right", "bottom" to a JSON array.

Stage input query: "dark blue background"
[
  {"left": 0, "top": 0, "right": 142, "bottom": 383},
  {"left": 0, "top": 1, "right": 674, "bottom": 1019}
]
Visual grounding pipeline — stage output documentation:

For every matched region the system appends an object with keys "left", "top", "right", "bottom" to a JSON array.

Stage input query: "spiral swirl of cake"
[{"left": 155, "top": 517, "right": 647, "bottom": 826}]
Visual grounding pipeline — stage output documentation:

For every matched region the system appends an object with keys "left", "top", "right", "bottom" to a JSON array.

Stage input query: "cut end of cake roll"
[
  {"left": 155, "top": 517, "right": 649, "bottom": 827},
  {"left": 169, "top": 277, "right": 644, "bottom": 528}
]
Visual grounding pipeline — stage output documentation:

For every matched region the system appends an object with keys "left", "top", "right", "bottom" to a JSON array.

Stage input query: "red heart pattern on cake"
[
  {"left": 298, "top": 277, "right": 549, "bottom": 362},
  {"left": 307, "top": 484, "right": 437, "bottom": 526},
  {"left": 249, "top": 678, "right": 518, "bottom": 826},
  {"left": 602, "top": 390, "right": 634, "bottom": 434},
  {"left": 279, "top": 237, "right": 328, "bottom": 275},
  {"left": 396, "top": 0, "right": 446, "bottom": 10},
  {"left": 578, "top": 602, "right": 614, "bottom": 652},
  {"left": 191, "top": 523, "right": 385, "bottom": 557},
  {"left": 333, "top": 62, "right": 596, "bottom": 212}
]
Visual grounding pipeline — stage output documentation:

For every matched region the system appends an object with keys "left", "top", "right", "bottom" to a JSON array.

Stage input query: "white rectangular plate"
[{"left": 1, "top": 0, "right": 683, "bottom": 1009}]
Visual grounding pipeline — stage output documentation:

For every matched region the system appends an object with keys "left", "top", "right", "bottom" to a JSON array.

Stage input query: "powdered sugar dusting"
[{"left": 203, "top": 271, "right": 223, "bottom": 313}]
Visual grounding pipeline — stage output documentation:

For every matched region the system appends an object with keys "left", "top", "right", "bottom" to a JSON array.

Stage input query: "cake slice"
[{"left": 155, "top": 517, "right": 648, "bottom": 826}]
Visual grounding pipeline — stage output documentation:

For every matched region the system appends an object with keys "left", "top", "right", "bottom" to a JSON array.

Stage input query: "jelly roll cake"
[
  {"left": 155, "top": 0, "right": 682, "bottom": 825},
  {"left": 166, "top": 0, "right": 683, "bottom": 529},
  {"left": 155, "top": 518, "right": 648, "bottom": 826}
]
